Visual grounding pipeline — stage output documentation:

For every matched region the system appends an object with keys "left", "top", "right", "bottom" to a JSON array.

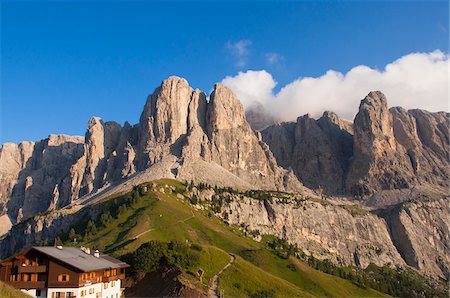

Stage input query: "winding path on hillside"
[{"left": 208, "top": 253, "right": 236, "bottom": 298}]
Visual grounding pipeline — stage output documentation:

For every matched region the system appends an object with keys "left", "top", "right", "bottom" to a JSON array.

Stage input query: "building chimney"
[{"left": 94, "top": 250, "right": 100, "bottom": 258}]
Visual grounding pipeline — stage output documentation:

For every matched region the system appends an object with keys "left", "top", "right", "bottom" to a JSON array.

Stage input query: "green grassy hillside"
[{"left": 63, "top": 179, "right": 388, "bottom": 297}]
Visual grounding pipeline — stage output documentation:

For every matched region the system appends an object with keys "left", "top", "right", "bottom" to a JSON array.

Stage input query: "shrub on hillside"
[{"left": 129, "top": 240, "right": 200, "bottom": 273}]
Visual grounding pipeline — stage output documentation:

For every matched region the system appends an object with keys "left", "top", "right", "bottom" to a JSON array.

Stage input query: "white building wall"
[
  {"left": 100, "top": 279, "right": 121, "bottom": 298},
  {"left": 21, "top": 288, "right": 38, "bottom": 297},
  {"left": 21, "top": 280, "right": 122, "bottom": 298}
]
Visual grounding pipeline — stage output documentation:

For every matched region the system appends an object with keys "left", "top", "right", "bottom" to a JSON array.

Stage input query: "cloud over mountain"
[{"left": 222, "top": 50, "right": 449, "bottom": 121}]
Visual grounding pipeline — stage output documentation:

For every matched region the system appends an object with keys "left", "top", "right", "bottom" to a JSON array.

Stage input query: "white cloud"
[
  {"left": 265, "top": 52, "right": 284, "bottom": 65},
  {"left": 226, "top": 40, "right": 252, "bottom": 67},
  {"left": 221, "top": 50, "right": 449, "bottom": 122}
]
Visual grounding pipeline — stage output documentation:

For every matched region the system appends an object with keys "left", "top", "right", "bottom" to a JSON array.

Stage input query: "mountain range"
[{"left": 0, "top": 76, "right": 448, "bottom": 281}]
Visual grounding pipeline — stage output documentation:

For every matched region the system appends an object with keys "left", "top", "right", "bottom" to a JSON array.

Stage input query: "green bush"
[
  {"left": 129, "top": 240, "right": 201, "bottom": 273},
  {"left": 189, "top": 195, "right": 198, "bottom": 205},
  {"left": 249, "top": 289, "right": 275, "bottom": 298}
]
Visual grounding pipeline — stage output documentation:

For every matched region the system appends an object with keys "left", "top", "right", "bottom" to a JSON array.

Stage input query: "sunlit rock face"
[{"left": 0, "top": 76, "right": 303, "bottom": 224}]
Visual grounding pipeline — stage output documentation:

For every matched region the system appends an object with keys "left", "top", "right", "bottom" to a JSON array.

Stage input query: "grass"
[
  {"left": 0, "top": 282, "right": 30, "bottom": 298},
  {"left": 74, "top": 179, "right": 389, "bottom": 297},
  {"left": 219, "top": 256, "right": 314, "bottom": 298}
]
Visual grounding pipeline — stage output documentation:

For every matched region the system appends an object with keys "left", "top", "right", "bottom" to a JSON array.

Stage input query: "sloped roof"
[{"left": 29, "top": 247, "right": 129, "bottom": 272}]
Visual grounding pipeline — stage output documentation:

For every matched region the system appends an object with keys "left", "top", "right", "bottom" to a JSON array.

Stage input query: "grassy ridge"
[
  {"left": 0, "top": 282, "right": 30, "bottom": 298},
  {"left": 66, "top": 179, "right": 387, "bottom": 297}
]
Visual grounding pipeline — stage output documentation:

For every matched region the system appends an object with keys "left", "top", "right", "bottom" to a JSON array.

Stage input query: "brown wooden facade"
[{"left": 0, "top": 248, "right": 126, "bottom": 291}]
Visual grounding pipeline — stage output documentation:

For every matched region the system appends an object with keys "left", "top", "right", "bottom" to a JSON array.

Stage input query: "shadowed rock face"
[
  {"left": 262, "top": 91, "right": 449, "bottom": 198},
  {"left": 0, "top": 76, "right": 302, "bottom": 224},
  {"left": 262, "top": 111, "right": 354, "bottom": 195}
]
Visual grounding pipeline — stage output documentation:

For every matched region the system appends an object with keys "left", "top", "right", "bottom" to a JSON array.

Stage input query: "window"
[
  {"left": 104, "top": 270, "right": 110, "bottom": 277},
  {"left": 58, "top": 274, "right": 70, "bottom": 282},
  {"left": 36, "top": 289, "right": 41, "bottom": 297},
  {"left": 111, "top": 269, "right": 117, "bottom": 276},
  {"left": 96, "top": 294, "right": 101, "bottom": 298},
  {"left": 80, "top": 290, "right": 86, "bottom": 297},
  {"left": 81, "top": 273, "right": 88, "bottom": 280},
  {"left": 89, "top": 272, "right": 96, "bottom": 279},
  {"left": 89, "top": 288, "right": 95, "bottom": 294},
  {"left": 111, "top": 281, "right": 115, "bottom": 287},
  {"left": 104, "top": 282, "right": 109, "bottom": 289}
]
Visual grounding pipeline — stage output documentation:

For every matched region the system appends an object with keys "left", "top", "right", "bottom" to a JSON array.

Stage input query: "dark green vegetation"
[
  {"left": 125, "top": 240, "right": 201, "bottom": 273},
  {"left": 263, "top": 236, "right": 445, "bottom": 297},
  {"left": 55, "top": 180, "right": 390, "bottom": 297}
]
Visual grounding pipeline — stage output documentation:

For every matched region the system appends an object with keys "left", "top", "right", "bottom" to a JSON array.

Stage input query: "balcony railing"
[
  {"left": 10, "top": 280, "right": 46, "bottom": 289},
  {"left": 102, "top": 273, "right": 125, "bottom": 282},
  {"left": 79, "top": 278, "right": 99, "bottom": 287},
  {"left": 17, "top": 265, "right": 47, "bottom": 273}
]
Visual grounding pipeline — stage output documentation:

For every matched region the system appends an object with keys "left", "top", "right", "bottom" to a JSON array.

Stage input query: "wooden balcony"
[
  {"left": 79, "top": 278, "right": 99, "bottom": 287},
  {"left": 102, "top": 273, "right": 125, "bottom": 282},
  {"left": 10, "top": 280, "right": 46, "bottom": 289},
  {"left": 17, "top": 265, "right": 47, "bottom": 273}
]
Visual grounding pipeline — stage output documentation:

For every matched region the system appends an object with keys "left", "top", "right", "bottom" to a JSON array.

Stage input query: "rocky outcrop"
[
  {"left": 0, "top": 142, "right": 34, "bottom": 215},
  {"left": 138, "top": 77, "right": 196, "bottom": 167},
  {"left": 380, "top": 198, "right": 449, "bottom": 278},
  {"left": 346, "top": 91, "right": 415, "bottom": 196},
  {"left": 390, "top": 108, "right": 449, "bottom": 189},
  {"left": 135, "top": 77, "right": 302, "bottom": 191},
  {"left": 193, "top": 186, "right": 448, "bottom": 278},
  {"left": 195, "top": 188, "right": 405, "bottom": 270},
  {"left": 0, "top": 76, "right": 302, "bottom": 226},
  {"left": 4, "top": 135, "right": 85, "bottom": 222},
  {"left": 262, "top": 91, "right": 449, "bottom": 198},
  {"left": 202, "top": 84, "right": 301, "bottom": 191},
  {"left": 262, "top": 112, "right": 353, "bottom": 194}
]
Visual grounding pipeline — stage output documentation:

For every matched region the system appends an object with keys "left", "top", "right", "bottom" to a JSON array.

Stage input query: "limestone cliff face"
[
  {"left": 0, "top": 119, "right": 141, "bottom": 224},
  {"left": 381, "top": 198, "right": 449, "bottom": 278},
  {"left": 134, "top": 77, "right": 302, "bottom": 191},
  {"left": 0, "top": 76, "right": 302, "bottom": 225},
  {"left": 195, "top": 189, "right": 405, "bottom": 270},
  {"left": 193, "top": 187, "right": 448, "bottom": 278},
  {"left": 390, "top": 108, "right": 449, "bottom": 189},
  {"left": 263, "top": 91, "right": 449, "bottom": 198},
  {"left": 262, "top": 112, "right": 353, "bottom": 194},
  {"left": 138, "top": 77, "right": 197, "bottom": 167},
  {"left": 346, "top": 92, "right": 415, "bottom": 196},
  {"left": 3, "top": 135, "right": 85, "bottom": 222},
  {"left": 202, "top": 84, "right": 301, "bottom": 191},
  {"left": 0, "top": 142, "right": 34, "bottom": 215}
]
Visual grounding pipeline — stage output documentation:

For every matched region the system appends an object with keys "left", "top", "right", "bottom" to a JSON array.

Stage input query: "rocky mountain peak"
[
  {"left": 354, "top": 91, "right": 397, "bottom": 157},
  {"left": 345, "top": 91, "right": 414, "bottom": 196},
  {"left": 207, "top": 83, "right": 247, "bottom": 133}
]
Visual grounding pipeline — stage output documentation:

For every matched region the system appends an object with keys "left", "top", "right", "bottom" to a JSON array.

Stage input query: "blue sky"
[{"left": 1, "top": 0, "right": 448, "bottom": 143}]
